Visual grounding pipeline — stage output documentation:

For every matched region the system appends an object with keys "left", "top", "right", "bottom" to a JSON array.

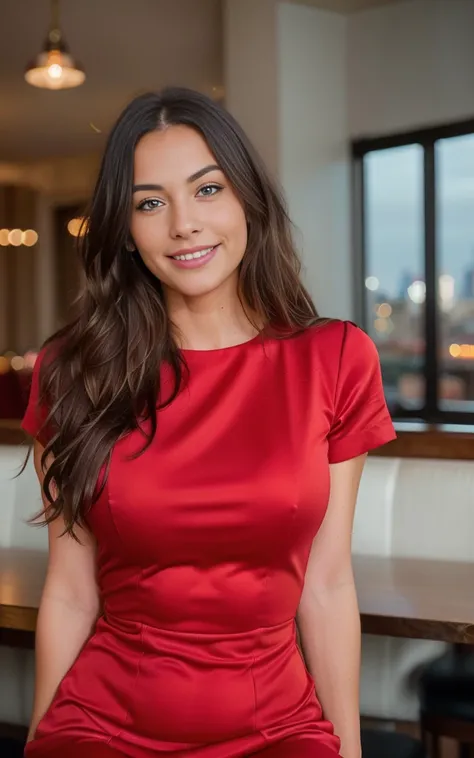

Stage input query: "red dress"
[{"left": 22, "top": 320, "right": 396, "bottom": 758}]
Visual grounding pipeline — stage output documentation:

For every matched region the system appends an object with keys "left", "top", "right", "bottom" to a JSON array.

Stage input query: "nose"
[{"left": 169, "top": 198, "right": 203, "bottom": 240}]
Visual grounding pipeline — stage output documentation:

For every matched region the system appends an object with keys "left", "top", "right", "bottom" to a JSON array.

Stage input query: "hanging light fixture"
[{"left": 25, "top": 0, "right": 85, "bottom": 90}]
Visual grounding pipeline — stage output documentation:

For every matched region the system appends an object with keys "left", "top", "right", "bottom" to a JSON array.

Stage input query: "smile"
[
  {"left": 169, "top": 245, "right": 220, "bottom": 269},
  {"left": 172, "top": 246, "right": 215, "bottom": 261}
]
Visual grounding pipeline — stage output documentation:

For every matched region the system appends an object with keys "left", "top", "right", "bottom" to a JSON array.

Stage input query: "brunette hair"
[{"left": 31, "top": 86, "right": 325, "bottom": 537}]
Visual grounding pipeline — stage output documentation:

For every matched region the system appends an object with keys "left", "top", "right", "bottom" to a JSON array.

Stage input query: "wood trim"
[
  {"left": 0, "top": 420, "right": 29, "bottom": 446},
  {"left": 0, "top": 603, "right": 38, "bottom": 635},
  {"left": 370, "top": 423, "right": 474, "bottom": 460},
  {"left": 361, "top": 613, "right": 474, "bottom": 645}
]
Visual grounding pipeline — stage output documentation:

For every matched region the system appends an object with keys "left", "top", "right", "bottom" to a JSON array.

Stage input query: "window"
[{"left": 353, "top": 120, "right": 474, "bottom": 424}]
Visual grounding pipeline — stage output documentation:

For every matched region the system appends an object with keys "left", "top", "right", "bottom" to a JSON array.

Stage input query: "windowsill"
[
  {"left": 2, "top": 419, "right": 474, "bottom": 460},
  {"left": 370, "top": 421, "right": 474, "bottom": 460},
  {"left": 0, "top": 419, "right": 26, "bottom": 445}
]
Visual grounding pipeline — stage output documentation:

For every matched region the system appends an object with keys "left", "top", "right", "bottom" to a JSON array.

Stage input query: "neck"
[{"left": 164, "top": 281, "right": 263, "bottom": 351}]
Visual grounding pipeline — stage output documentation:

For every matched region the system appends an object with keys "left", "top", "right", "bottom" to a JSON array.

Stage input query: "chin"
[
  {"left": 173, "top": 281, "right": 227, "bottom": 298},
  {"left": 168, "top": 268, "right": 240, "bottom": 299}
]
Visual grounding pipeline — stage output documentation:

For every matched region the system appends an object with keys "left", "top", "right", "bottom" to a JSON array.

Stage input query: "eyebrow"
[{"left": 132, "top": 164, "right": 221, "bottom": 193}]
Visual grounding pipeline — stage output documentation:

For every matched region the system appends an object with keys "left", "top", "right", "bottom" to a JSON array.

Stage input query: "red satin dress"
[{"left": 22, "top": 320, "right": 396, "bottom": 758}]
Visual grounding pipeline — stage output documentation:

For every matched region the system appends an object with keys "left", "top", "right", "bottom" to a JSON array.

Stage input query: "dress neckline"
[{"left": 180, "top": 332, "right": 264, "bottom": 355}]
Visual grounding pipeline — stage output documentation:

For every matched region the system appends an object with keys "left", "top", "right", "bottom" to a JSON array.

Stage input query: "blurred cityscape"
[
  {"left": 363, "top": 133, "right": 474, "bottom": 417},
  {"left": 366, "top": 263, "right": 474, "bottom": 413}
]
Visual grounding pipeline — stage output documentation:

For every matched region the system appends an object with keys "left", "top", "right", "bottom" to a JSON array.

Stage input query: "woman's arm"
[
  {"left": 296, "top": 454, "right": 366, "bottom": 758},
  {"left": 27, "top": 440, "right": 101, "bottom": 743}
]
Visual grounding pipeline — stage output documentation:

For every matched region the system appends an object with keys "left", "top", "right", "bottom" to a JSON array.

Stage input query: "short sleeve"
[
  {"left": 21, "top": 347, "right": 55, "bottom": 447},
  {"left": 327, "top": 322, "right": 396, "bottom": 464}
]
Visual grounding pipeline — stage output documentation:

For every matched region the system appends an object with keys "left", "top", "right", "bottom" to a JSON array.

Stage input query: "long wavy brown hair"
[{"left": 29, "top": 87, "right": 326, "bottom": 538}]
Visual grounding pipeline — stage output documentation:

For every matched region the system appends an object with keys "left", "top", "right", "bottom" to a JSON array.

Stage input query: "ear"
[{"left": 125, "top": 240, "right": 136, "bottom": 252}]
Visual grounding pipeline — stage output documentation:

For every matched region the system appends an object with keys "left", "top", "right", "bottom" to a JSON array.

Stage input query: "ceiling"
[
  {"left": 0, "top": 0, "right": 407, "bottom": 162},
  {"left": 0, "top": 0, "right": 223, "bottom": 161}
]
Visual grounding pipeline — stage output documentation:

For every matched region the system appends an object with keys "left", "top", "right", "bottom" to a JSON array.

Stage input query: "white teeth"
[{"left": 173, "top": 246, "right": 214, "bottom": 261}]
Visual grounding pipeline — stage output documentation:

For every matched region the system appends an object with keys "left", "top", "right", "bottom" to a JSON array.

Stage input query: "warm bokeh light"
[
  {"left": 374, "top": 318, "right": 389, "bottom": 333},
  {"left": 25, "top": 49, "right": 86, "bottom": 90},
  {"left": 376, "top": 302, "right": 392, "bottom": 318},
  {"left": 8, "top": 229, "right": 23, "bottom": 246},
  {"left": 22, "top": 229, "right": 39, "bottom": 246},
  {"left": 449, "top": 343, "right": 474, "bottom": 360},
  {"left": 10, "top": 356, "right": 25, "bottom": 371},
  {"left": 449, "top": 343, "right": 462, "bottom": 358},
  {"left": 24, "top": 351, "right": 38, "bottom": 369},
  {"left": 0, "top": 350, "right": 38, "bottom": 373},
  {"left": 67, "top": 217, "right": 88, "bottom": 237},
  {"left": 0, "top": 229, "right": 39, "bottom": 246},
  {"left": 48, "top": 62, "right": 63, "bottom": 80}
]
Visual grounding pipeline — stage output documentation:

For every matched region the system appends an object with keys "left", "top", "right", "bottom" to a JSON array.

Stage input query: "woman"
[{"left": 22, "top": 87, "right": 396, "bottom": 758}]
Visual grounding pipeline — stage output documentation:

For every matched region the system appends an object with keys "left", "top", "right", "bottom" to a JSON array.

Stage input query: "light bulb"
[{"left": 48, "top": 63, "right": 63, "bottom": 79}]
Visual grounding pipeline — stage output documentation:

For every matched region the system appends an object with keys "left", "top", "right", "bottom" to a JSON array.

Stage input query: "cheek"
[
  {"left": 130, "top": 217, "right": 166, "bottom": 255},
  {"left": 218, "top": 203, "right": 247, "bottom": 253}
]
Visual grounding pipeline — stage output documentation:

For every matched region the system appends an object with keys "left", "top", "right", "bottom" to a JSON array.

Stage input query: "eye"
[
  {"left": 197, "top": 183, "right": 223, "bottom": 198},
  {"left": 136, "top": 198, "right": 163, "bottom": 212}
]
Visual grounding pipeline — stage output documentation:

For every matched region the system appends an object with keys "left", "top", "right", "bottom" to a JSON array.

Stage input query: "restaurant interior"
[{"left": 1, "top": 0, "right": 474, "bottom": 756}]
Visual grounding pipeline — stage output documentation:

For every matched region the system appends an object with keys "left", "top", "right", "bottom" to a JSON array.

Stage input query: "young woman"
[{"left": 22, "top": 87, "right": 396, "bottom": 758}]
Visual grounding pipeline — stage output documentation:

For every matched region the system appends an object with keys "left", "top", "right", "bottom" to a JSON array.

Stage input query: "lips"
[
  {"left": 168, "top": 244, "right": 220, "bottom": 269},
  {"left": 168, "top": 245, "right": 218, "bottom": 260}
]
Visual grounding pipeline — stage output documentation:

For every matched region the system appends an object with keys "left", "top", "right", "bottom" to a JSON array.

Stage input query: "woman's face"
[{"left": 130, "top": 125, "right": 248, "bottom": 300}]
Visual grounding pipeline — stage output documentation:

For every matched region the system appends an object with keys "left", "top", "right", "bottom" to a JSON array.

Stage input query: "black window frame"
[{"left": 352, "top": 118, "right": 474, "bottom": 425}]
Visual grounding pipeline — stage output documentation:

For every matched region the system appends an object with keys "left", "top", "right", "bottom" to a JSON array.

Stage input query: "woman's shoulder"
[
  {"left": 282, "top": 319, "right": 379, "bottom": 378},
  {"left": 292, "top": 318, "right": 373, "bottom": 354}
]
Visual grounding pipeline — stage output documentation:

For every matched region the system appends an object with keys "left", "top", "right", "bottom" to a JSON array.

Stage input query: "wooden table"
[
  {"left": 353, "top": 554, "right": 474, "bottom": 644},
  {"left": 0, "top": 548, "right": 46, "bottom": 647},
  {"left": 1, "top": 549, "right": 474, "bottom": 646}
]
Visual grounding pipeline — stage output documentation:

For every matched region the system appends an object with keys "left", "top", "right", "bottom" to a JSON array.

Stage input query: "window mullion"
[{"left": 423, "top": 142, "right": 438, "bottom": 419}]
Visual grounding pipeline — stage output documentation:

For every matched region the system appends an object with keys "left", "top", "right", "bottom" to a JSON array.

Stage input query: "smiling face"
[{"left": 129, "top": 125, "right": 248, "bottom": 301}]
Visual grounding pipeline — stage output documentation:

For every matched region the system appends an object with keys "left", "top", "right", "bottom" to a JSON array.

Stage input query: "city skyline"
[{"left": 364, "top": 133, "right": 474, "bottom": 300}]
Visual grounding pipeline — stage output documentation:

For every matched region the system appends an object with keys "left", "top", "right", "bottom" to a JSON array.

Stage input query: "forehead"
[{"left": 133, "top": 125, "right": 217, "bottom": 182}]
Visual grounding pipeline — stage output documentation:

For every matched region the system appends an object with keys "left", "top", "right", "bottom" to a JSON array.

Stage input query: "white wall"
[
  {"left": 348, "top": 0, "right": 474, "bottom": 138},
  {"left": 278, "top": 3, "right": 352, "bottom": 319},
  {"left": 223, "top": 0, "right": 280, "bottom": 178},
  {"left": 224, "top": 1, "right": 353, "bottom": 320}
]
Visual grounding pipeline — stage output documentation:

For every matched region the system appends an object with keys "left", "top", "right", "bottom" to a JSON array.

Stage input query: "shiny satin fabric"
[{"left": 22, "top": 321, "right": 396, "bottom": 757}]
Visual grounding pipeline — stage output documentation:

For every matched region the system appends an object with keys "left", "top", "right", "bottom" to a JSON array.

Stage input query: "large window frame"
[{"left": 353, "top": 118, "right": 474, "bottom": 425}]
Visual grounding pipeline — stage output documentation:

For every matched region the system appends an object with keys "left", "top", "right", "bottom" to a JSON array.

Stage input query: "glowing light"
[
  {"left": 8, "top": 229, "right": 23, "bottom": 247},
  {"left": 374, "top": 318, "right": 389, "bottom": 333},
  {"left": 439, "top": 274, "right": 455, "bottom": 311},
  {"left": 11, "top": 356, "right": 25, "bottom": 371},
  {"left": 449, "top": 343, "right": 461, "bottom": 358},
  {"left": 48, "top": 63, "right": 63, "bottom": 79},
  {"left": 450, "top": 343, "right": 474, "bottom": 359},
  {"left": 0, "top": 356, "right": 10, "bottom": 374},
  {"left": 365, "top": 276, "right": 379, "bottom": 291},
  {"left": 0, "top": 229, "right": 39, "bottom": 246},
  {"left": 24, "top": 351, "right": 38, "bottom": 369},
  {"left": 67, "top": 217, "right": 88, "bottom": 237},
  {"left": 407, "top": 280, "right": 426, "bottom": 304},
  {"left": 22, "top": 229, "right": 39, "bottom": 246},
  {"left": 377, "top": 303, "right": 392, "bottom": 318}
]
